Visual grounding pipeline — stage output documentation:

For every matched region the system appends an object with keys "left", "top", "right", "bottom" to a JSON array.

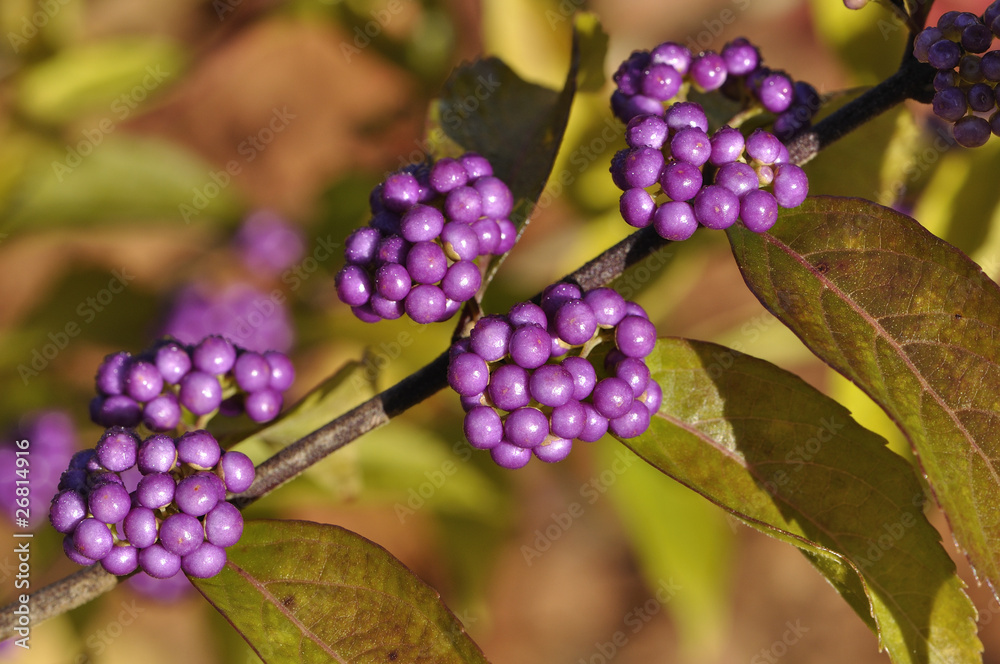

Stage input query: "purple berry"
[
  {"left": 504, "top": 406, "right": 549, "bottom": 448},
  {"left": 381, "top": 172, "right": 420, "bottom": 212},
  {"left": 693, "top": 185, "right": 740, "bottom": 229},
  {"left": 175, "top": 473, "right": 220, "bottom": 516},
  {"left": 928, "top": 39, "right": 961, "bottom": 70},
  {"left": 561, "top": 355, "right": 597, "bottom": 401},
  {"left": 101, "top": 544, "right": 139, "bottom": 575},
  {"left": 336, "top": 265, "right": 374, "bottom": 307},
  {"left": 721, "top": 38, "right": 759, "bottom": 75},
  {"left": 73, "top": 517, "right": 114, "bottom": 560},
  {"left": 471, "top": 315, "right": 512, "bottom": 362},
  {"left": 138, "top": 434, "right": 177, "bottom": 474},
  {"left": 508, "top": 302, "right": 547, "bottom": 329},
  {"left": 772, "top": 164, "right": 809, "bottom": 208},
  {"left": 553, "top": 300, "right": 598, "bottom": 345},
  {"left": 96, "top": 352, "right": 131, "bottom": 396},
  {"left": 49, "top": 490, "right": 87, "bottom": 533},
  {"left": 620, "top": 189, "right": 656, "bottom": 228},
  {"left": 509, "top": 325, "right": 552, "bottom": 369},
  {"left": 93, "top": 395, "right": 142, "bottom": 428},
  {"left": 429, "top": 158, "right": 469, "bottom": 193},
  {"left": 142, "top": 393, "right": 181, "bottom": 432},
  {"left": 653, "top": 200, "right": 697, "bottom": 241},
  {"left": 709, "top": 126, "right": 746, "bottom": 166},
  {"left": 88, "top": 482, "right": 131, "bottom": 524},
  {"left": 449, "top": 353, "right": 490, "bottom": 397},
  {"left": 714, "top": 162, "right": 759, "bottom": 199},
  {"left": 550, "top": 400, "right": 586, "bottom": 439},
  {"left": 745, "top": 129, "right": 783, "bottom": 164},
  {"left": 626, "top": 114, "right": 669, "bottom": 149},
  {"left": 245, "top": 389, "right": 283, "bottom": 423},
  {"left": 219, "top": 451, "right": 255, "bottom": 494},
  {"left": 125, "top": 361, "right": 164, "bottom": 402},
  {"left": 182, "top": 542, "right": 228, "bottom": 578},
  {"left": 487, "top": 363, "right": 530, "bottom": 411},
  {"left": 659, "top": 161, "right": 703, "bottom": 203},
  {"left": 533, "top": 438, "right": 572, "bottom": 463},
  {"left": 650, "top": 42, "right": 691, "bottom": 74},
  {"left": 123, "top": 506, "right": 159, "bottom": 549},
  {"left": 344, "top": 227, "right": 381, "bottom": 265},
  {"left": 177, "top": 430, "right": 221, "bottom": 470},
  {"left": 609, "top": 400, "right": 653, "bottom": 438},
  {"left": 405, "top": 284, "right": 448, "bottom": 323},
  {"left": 192, "top": 336, "right": 236, "bottom": 375},
  {"left": 614, "top": 357, "right": 651, "bottom": 397},
  {"left": 641, "top": 379, "right": 663, "bottom": 414},
  {"left": 464, "top": 406, "right": 503, "bottom": 450},
  {"left": 689, "top": 52, "right": 727, "bottom": 91},
  {"left": 96, "top": 428, "right": 139, "bottom": 472},
  {"left": 621, "top": 147, "right": 665, "bottom": 188},
  {"left": 474, "top": 176, "right": 513, "bottom": 219},
  {"left": 460, "top": 153, "right": 493, "bottom": 179},
  {"left": 640, "top": 63, "right": 682, "bottom": 100},
  {"left": 444, "top": 186, "right": 483, "bottom": 223},
  {"left": 441, "top": 260, "right": 482, "bottom": 302},
  {"left": 205, "top": 501, "right": 244, "bottom": 548},
  {"left": 136, "top": 472, "right": 176, "bottom": 509},
  {"left": 741, "top": 189, "right": 780, "bottom": 232},
  {"left": 264, "top": 351, "right": 295, "bottom": 391},
  {"left": 758, "top": 72, "right": 794, "bottom": 113},
  {"left": 664, "top": 101, "right": 708, "bottom": 133},
  {"left": 490, "top": 441, "right": 532, "bottom": 469},
  {"left": 529, "top": 364, "right": 575, "bottom": 407},
  {"left": 179, "top": 371, "right": 223, "bottom": 416},
  {"left": 578, "top": 403, "right": 609, "bottom": 442},
  {"left": 670, "top": 128, "right": 712, "bottom": 166},
  {"left": 233, "top": 352, "right": 272, "bottom": 392},
  {"left": 954, "top": 115, "right": 991, "bottom": 147},
  {"left": 583, "top": 288, "right": 627, "bottom": 327},
  {"left": 441, "top": 222, "right": 480, "bottom": 261},
  {"left": 615, "top": 315, "right": 657, "bottom": 358},
  {"left": 139, "top": 544, "right": 182, "bottom": 579},
  {"left": 472, "top": 218, "right": 502, "bottom": 255},
  {"left": 160, "top": 512, "right": 205, "bottom": 556}
]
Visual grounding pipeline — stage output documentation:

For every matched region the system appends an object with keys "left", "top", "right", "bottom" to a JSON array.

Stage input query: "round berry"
[
  {"left": 509, "top": 324, "right": 552, "bottom": 369},
  {"left": 139, "top": 544, "right": 182, "bottom": 579},
  {"left": 233, "top": 352, "right": 272, "bottom": 392},
  {"left": 487, "top": 363, "right": 530, "bottom": 411},
  {"left": 529, "top": 364, "right": 575, "bottom": 407},
  {"left": 534, "top": 438, "right": 572, "bottom": 463},
  {"left": 471, "top": 315, "right": 512, "bottom": 362},
  {"left": 561, "top": 355, "right": 597, "bottom": 401},
  {"left": 136, "top": 472, "right": 176, "bottom": 509},
  {"left": 123, "top": 506, "right": 159, "bottom": 549},
  {"left": 615, "top": 315, "right": 657, "bottom": 358},
  {"left": 404, "top": 284, "right": 447, "bottom": 323},
  {"left": 138, "top": 434, "right": 177, "bottom": 474},
  {"left": 193, "top": 336, "right": 236, "bottom": 375},
  {"left": 609, "top": 400, "right": 653, "bottom": 438},
  {"left": 550, "top": 400, "right": 586, "bottom": 439},
  {"left": 464, "top": 406, "right": 504, "bottom": 450},
  {"left": 264, "top": 351, "right": 295, "bottom": 392},
  {"left": 142, "top": 393, "right": 181, "bottom": 432},
  {"left": 182, "top": 542, "right": 227, "bottom": 578},
  {"left": 88, "top": 482, "right": 131, "bottom": 524},
  {"left": 219, "top": 451, "right": 255, "bottom": 494},
  {"left": 126, "top": 361, "right": 164, "bottom": 402},
  {"left": 49, "top": 490, "right": 87, "bottom": 533},
  {"left": 429, "top": 158, "right": 469, "bottom": 193},
  {"left": 101, "top": 544, "right": 139, "bottom": 576},
  {"left": 490, "top": 441, "right": 532, "bottom": 469},
  {"left": 578, "top": 403, "right": 609, "bottom": 442},
  {"left": 175, "top": 473, "right": 220, "bottom": 516},
  {"left": 245, "top": 389, "right": 283, "bottom": 423},
  {"left": 741, "top": 189, "right": 780, "bottom": 232},
  {"left": 179, "top": 371, "right": 223, "bottom": 415},
  {"left": 177, "top": 430, "right": 221, "bottom": 470},
  {"left": 659, "top": 161, "right": 703, "bottom": 202},
  {"left": 73, "top": 518, "right": 114, "bottom": 561},
  {"left": 653, "top": 201, "right": 698, "bottom": 241},
  {"left": 96, "top": 428, "right": 139, "bottom": 472},
  {"left": 160, "top": 513, "right": 205, "bottom": 556},
  {"left": 205, "top": 501, "right": 244, "bottom": 548},
  {"left": 449, "top": 353, "right": 490, "bottom": 397},
  {"left": 772, "top": 164, "right": 809, "bottom": 208},
  {"left": 693, "top": 185, "right": 740, "bottom": 229}
]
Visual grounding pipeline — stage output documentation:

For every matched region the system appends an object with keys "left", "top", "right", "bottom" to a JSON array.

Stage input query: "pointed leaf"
[
  {"left": 193, "top": 519, "right": 489, "bottom": 664},
  {"left": 621, "top": 338, "right": 980, "bottom": 664},
  {"left": 728, "top": 195, "right": 1000, "bottom": 598},
  {"left": 430, "top": 13, "right": 605, "bottom": 284}
]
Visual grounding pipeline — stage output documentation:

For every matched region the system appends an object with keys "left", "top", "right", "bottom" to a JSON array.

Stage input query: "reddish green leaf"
[
  {"left": 621, "top": 338, "right": 979, "bottom": 664},
  {"left": 193, "top": 519, "right": 489, "bottom": 664},
  {"left": 728, "top": 196, "right": 1000, "bottom": 598}
]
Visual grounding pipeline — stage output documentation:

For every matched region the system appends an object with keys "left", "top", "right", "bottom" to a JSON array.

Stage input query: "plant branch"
[{"left": 0, "top": 225, "right": 670, "bottom": 640}]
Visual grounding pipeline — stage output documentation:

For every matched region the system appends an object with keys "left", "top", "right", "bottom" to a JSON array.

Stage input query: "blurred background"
[{"left": 2, "top": 0, "right": 1000, "bottom": 662}]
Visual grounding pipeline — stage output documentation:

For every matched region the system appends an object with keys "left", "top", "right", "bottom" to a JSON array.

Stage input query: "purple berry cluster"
[
  {"left": 448, "top": 284, "right": 661, "bottom": 469},
  {"left": 91, "top": 335, "right": 295, "bottom": 430},
  {"left": 336, "top": 153, "right": 517, "bottom": 324},
  {"left": 0, "top": 411, "right": 77, "bottom": 529},
  {"left": 49, "top": 428, "right": 253, "bottom": 579},
  {"left": 613, "top": 105, "right": 809, "bottom": 238},
  {"left": 612, "top": 38, "right": 821, "bottom": 141},
  {"left": 914, "top": 6, "right": 1000, "bottom": 147}
]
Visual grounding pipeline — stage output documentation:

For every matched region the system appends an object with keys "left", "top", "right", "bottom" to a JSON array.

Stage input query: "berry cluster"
[
  {"left": 49, "top": 428, "right": 253, "bottom": 579},
  {"left": 914, "top": 6, "right": 1000, "bottom": 147},
  {"left": 612, "top": 38, "right": 821, "bottom": 141},
  {"left": 336, "top": 153, "right": 517, "bottom": 324},
  {"left": 0, "top": 411, "right": 76, "bottom": 529},
  {"left": 613, "top": 107, "right": 808, "bottom": 238},
  {"left": 91, "top": 336, "right": 295, "bottom": 430},
  {"left": 448, "top": 285, "right": 661, "bottom": 469}
]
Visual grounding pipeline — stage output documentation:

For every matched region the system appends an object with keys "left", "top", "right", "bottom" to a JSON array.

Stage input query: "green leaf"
[
  {"left": 621, "top": 337, "right": 980, "bottom": 664},
  {"left": 193, "top": 519, "right": 489, "bottom": 664},
  {"left": 3, "top": 135, "right": 240, "bottom": 230},
  {"left": 728, "top": 195, "right": 1000, "bottom": 600},
  {"left": 430, "top": 12, "right": 604, "bottom": 284},
  {"left": 17, "top": 39, "right": 185, "bottom": 124}
]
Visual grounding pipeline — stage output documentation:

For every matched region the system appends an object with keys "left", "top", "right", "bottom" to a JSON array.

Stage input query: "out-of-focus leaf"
[
  {"left": 621, "top": 337, "right": 980, "bottom": 664},
  {"left": 3, "top": 135, "right": 240, "bottom": 230},
  {"left": 193, "top": 519, "right": 490, "bottom": 663},
  {"left": 571, "top": 12, "right": 607, "bottom": 93},
  {"left": 598, "top": 443, "right": 733, "bottom": 658},
  {"left": 728, "top": 195, "right": 1000, "bottom": 603},
  {"left": 808, "top": 0, "right": 906, "bottom": 84},
  {"left": 17, "top": 39, "right": 186, "bottom": 124}
]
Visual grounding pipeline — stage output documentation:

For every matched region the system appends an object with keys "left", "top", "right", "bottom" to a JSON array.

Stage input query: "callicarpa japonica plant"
[{"left": 9, "top": 0, "right": 1000, "bottom": 662}]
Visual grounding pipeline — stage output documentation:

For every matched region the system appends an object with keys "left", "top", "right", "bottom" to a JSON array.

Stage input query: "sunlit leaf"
[
  {"left": 620, "top": 337, "right": 980, "bottom": 664},
  {"left": 193, "top": 519, "right": 490, "bottom": 664},
  {"left": 728, "top": 195, "right": 1000, "bottom": 601}
]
